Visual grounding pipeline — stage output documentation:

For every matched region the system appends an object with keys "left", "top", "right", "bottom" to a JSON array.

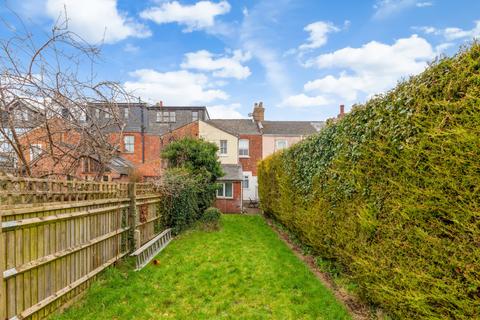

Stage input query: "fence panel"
[
  {"left": 135, "top": 183, "right": 163, "bottom": 247},
  {"left": 0, "top": 177, "right": 140, "bottom": 320}
]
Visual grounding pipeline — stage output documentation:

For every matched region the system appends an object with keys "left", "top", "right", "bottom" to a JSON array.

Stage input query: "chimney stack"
[
  {"left": 338, "top": 104, "right": 345, "bottom": 118},
  {"left": 156, "top": 100, "right": 163, "bottom": 107},
  {"left": 252, "top": 101, "right": 265, "bottom": 122}
]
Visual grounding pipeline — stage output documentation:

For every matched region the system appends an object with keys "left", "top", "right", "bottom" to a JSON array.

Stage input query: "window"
[
  {"left": 219, "top": 140, "right": 227, "bottom": 155},
  {"left": 192, "top": 111, "right": 199, "bottom": 121},
  {"left": 157, "top": 111, "right": 176, "bottom": 123},
  {"left": 124, "top": 108, "right": 129, "bottom": 119},
  {"left": 239, "top": 139, "right": 249, "bottom": 157},
  {"left": 30, "top": 144, "right": 42, "bottom": 161},
  {"left": 243, "top": 175, "right": 249, "bottom": 189},
  {"left": 275, "top": 139, "right": 288, "bottom": 151},
  {"left": 217, "top": 182, "right": 233, "bottom": 198},
  {"left": 79, "top": 111, "right": 87, "bottom": 122},
  {"left": 104, "top": 110, "right": 112, "bottom": 119},
  {"left": 95, "top": 109, "right": 100, "bottom": 118},
  {"left": 16, "top": 110, "right": 29, "bottom": 122},
  {"left": 124, "top": 136, "right": 134, "bottom": 153}
]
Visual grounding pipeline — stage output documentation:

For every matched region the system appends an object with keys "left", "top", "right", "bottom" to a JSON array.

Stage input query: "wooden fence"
[{"left": 0, "top": 176, "right": 170, "bottom": 320}]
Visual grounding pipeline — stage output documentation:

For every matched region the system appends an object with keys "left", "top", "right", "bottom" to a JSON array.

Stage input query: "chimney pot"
[{"left": 252, "top": 101, "right": 265, "bottom": 122}]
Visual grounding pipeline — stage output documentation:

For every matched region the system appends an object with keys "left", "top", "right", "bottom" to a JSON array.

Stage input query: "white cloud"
[
  {"left": 45, "top": 0, "right": 151, "bottom": 44},
  {"left": 373, "top": 0, "right": 433, "bottom": 19},
  {"left": 282, "top": 35, "right": 434, "bottom": 108},
  {"left": 413, "top": 21, "right": 480, "bottom": 42},
  {"left": 181, "top": 50, "right": 252, "bottom": 79},
  {"left": 123, "top": 43, "right": 140, "bottom": 53},
  {"left": 442, "top": 21, "right": 480, "bottom": 41},
  {"left": 306, "top": 35, "right": 433, "bottom": 77},
  {"left": 435, "top": 42, "right": 455, "bottom": 55},
  {"left": 124, "top": 69, "right": 228, "bottom": 105},
  {"left": 208, "top": 103, "right": 245, "bottom": 118},
  {"left": 239, "top": 0, "right": 292, "bottom": 98},
  {"left": 299, "top": 21, "right": 340, "bottom": 51},
  {"left": 140, "top": 1, "right": 231, "bottom": 32},
  {"left": 278, "top": 94, "right": 331, "bottom": 108},
  {"left": 416, "top": 2, "right": 433, "bottom": 7}
]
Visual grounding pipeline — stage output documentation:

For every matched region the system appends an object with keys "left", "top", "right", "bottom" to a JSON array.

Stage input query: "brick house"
[
  {"left": 18, "top": 117, "right": 133, "bottom": 180},
  {"left": 205, "top": 119, "right": 262, "bottom": 201},
  {"left": 95, "top": 102, "right": 210, "bottom": 179},
  {"left": 15, "top": 102, "right": 210, "bottom": 180},
  {"left": 158, "top": 102, "right": 325, "bottom": 212},
  {"left": 160, "top": 120, "right": 244, "bottom": 213}
]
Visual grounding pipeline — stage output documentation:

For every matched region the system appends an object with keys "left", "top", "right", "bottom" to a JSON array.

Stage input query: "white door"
[{"left": 242, "top": 172, "right": 258, "bottom": 200}]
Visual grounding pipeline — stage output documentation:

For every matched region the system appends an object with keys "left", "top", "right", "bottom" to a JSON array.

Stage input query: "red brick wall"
[
  {"left": 109, "top": 132, "right": 162, "bottom": 166},
  {"left": 160, "top": 121, "right": 199, "bottom": 150},
  {"left": 238, "top": 134, "right": 262, "bottom": 175},
  {"left": 214, "top": 181, "right": 242, "bottom": 213}
]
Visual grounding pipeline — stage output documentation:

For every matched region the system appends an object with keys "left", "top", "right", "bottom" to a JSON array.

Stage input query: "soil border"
[{"left": 264, "top": 216, "right": 379, "bottom": 320}]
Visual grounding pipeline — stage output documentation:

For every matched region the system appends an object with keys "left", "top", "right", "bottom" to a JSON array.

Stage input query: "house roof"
[
  {"left": 218, "top": 164, "right": 243, "bottom": 181},
  {"left": 206, "top": 119, "right": 260, "bottom": 135},
  {"left": 261, "top": 121, "right": 325, "bottom": 135},
  {"left": 108, "top": 156, "right": 133, "bottom": 175}
]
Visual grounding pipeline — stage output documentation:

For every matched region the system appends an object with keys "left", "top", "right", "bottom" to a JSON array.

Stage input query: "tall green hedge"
[{"left": 258, "top": 44, "right": 480, "bottom": 319}]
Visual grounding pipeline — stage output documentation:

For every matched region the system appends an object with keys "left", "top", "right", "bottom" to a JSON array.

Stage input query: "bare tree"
[{"left": 0, "top": 8, "right": 133, "bottom": 180}]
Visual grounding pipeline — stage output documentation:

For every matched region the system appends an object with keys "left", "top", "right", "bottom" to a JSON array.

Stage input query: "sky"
[{"left": 1, "top": 0, "right": 480, "bottom": 120}]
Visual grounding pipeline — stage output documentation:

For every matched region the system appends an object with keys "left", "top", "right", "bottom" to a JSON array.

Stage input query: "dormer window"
[{"left": 157, "top": 111, "right": 176, "bottom": 123}]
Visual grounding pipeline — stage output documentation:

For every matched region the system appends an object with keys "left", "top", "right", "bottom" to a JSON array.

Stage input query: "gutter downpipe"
[{"left": 140, "top": 100, "right": 145, "bottom": 164}]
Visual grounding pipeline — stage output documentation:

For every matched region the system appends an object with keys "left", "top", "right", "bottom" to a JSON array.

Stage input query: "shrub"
[
  {"left": 162, "top": 138, "right": 224, "bottom": 213},
  {"left": 258, "top": 43, "right": 480, "bottom": 319},
  {"left": 158, "top": 138, "right": 224, "bottom": 234},
  {"left": 157, "top": 168, "right": 201, "bottom": 234},
  {"left": 199, "top": 207, "right": 222, "bottom": 231}
]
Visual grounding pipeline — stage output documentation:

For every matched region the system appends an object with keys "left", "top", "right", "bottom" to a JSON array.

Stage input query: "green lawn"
[{"left": 54, "top": 215, "right": 350, "bottom": 320}]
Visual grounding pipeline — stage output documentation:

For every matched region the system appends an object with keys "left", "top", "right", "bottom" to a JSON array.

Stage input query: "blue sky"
[{"left": 2, "top": 0, "right": 480, "bottom": 120}]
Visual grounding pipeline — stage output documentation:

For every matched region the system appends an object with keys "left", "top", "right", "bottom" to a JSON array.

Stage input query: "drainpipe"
[
  {"left": 240, "top": 180, "right": 244, "bottom": 213},
  {"left": 140, "top": 98, "right": 145, "bottom": 163}
]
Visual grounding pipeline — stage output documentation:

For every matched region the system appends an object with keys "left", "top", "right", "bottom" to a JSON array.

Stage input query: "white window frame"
[
  {"left": 104, "top": 111, "right": 112, "bottom": 119},
  {"left": 124, "top": 136, "right": 134, "bottom": 153},
  {"left": 275, "top": 139, "right": 288, "bottom": 151},
  {"left": 217, "top": 182, "right": 233, "bottom": 199},
  {"left": 192, "top": 111, "right": 198, "bottom": 121},
  {"left": 124, "top": 108, "right": 129, "bottom": 119},
  {"left": 219, "top": 140, "right": 227, "bottom": 155},
  {"left": 79, "top": 111, "right": 87, "bottom": 122},
  {"left": 30, "top": 144, "right": 42, "bottom": 161},
  {"left": 243, "top": 175, "right": 249, "bottom": 189},
  {"left": 239, "top": 139, "right": 249, "bottom": 157}
]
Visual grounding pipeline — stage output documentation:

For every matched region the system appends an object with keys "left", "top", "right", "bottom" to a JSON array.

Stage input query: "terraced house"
[
  {"left": 162, "top": 102, "right": 324, "bottom": 213},
  {"left": 18, "top": 100, "right": 323, "bottom": 212}
]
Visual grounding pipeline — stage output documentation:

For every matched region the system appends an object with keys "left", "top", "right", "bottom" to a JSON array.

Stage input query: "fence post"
[
  {"left": 0, "top": 211, "right": 6, "bottom": 320},
  {"left": 128, "top": 183, "right": 140, "bottom": 251}
]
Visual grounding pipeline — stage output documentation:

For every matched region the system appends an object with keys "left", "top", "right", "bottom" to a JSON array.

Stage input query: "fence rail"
[{"left": 0, "top": 176, "right": 168, "bottom": 320}]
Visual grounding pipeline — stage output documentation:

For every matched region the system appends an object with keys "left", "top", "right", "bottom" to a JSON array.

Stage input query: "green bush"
[
  {"left": 162, "top": 138, "right": 224, "bottom": 214},
  {"left": 158, "top": 138, "right": 224, "bottom": 234},
  {"left": 199, "top": 207, "right": 222, "bottom": 230},
  {"left": 258, "top": 43, "right": 480, "bottom": 319},
  {"left": 158, "top": 168, "right": 202, "bottom": 234}
]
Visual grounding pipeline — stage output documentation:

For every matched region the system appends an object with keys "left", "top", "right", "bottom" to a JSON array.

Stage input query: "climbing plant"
[{"left": 258, "top": 43, "right": 480, "bottom": 319}]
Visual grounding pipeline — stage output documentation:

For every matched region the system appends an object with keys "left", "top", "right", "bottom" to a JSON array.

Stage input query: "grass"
[{"left": 54, "top": 215, "right": 350, "bottom": 320}]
